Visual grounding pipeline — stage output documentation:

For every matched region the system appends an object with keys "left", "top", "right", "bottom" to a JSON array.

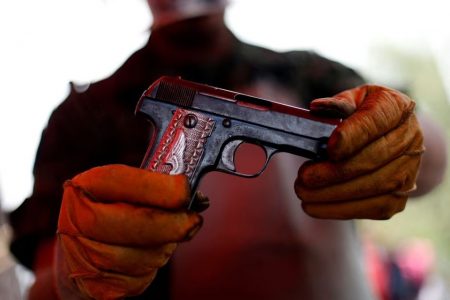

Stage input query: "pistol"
[{"left": 135, "top": 76, "right": 340, "bottom": 204}]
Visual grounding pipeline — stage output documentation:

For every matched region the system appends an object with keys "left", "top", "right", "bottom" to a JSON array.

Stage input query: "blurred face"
[
  {"left": 147, "top": 0, "right": 233, "bottom": 63},
  {"left": 147, "top": 0, "right": 228, "bottom": 29}
]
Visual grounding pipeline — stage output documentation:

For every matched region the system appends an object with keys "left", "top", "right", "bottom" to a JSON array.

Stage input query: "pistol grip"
[{"left": 141, "top": 108, "right": 215, "bottom": 189}]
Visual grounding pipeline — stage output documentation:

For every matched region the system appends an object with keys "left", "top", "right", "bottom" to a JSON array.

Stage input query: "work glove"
[
  {"left": 55, "top": 164, "right": 204, "bottom": 300},
  {"left": 295, "top": 85, "right": 424, "bottom": 219}
]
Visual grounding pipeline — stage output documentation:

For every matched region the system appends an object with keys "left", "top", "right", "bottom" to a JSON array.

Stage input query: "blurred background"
[{"left": 0, "top": 0, "right": 449, "bottom": 298}]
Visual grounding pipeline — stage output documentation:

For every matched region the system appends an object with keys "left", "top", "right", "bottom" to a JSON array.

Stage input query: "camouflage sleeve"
[{"left": 8, "top": 84, "right": 112, "bottom": 269}]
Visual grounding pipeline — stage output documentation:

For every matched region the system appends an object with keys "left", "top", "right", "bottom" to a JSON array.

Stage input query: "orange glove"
[
  {"left": 55, "top": 164, "right": 203, "bottom": 300},
  {"left": 295, "top": 85, "right": 425, "bottom": 219}
]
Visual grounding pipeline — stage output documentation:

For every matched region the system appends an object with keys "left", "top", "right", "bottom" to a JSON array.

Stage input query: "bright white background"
[{"left": 0, "top": 0, "right": 449, "bottom": 211}]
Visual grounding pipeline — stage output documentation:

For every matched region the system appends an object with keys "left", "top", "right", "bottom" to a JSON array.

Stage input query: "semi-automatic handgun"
[{"left": 135, "top": 76, "right": 340, "bottom": 204}]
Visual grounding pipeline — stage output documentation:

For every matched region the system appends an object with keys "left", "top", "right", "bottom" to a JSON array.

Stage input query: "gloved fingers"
[
  {"left": 311, "top": 85, "right": 416, "bottom": 161},
  {"left": 298, "top": 115, "right": 424, "bottom": 188},
  {"left": 59, "top": 234, "right": 177, "bottom": 276},
  {"left": 59, "top": 183, "right": 203, "bottom": 246},
  {"left": 302, "top": 193, "right": 408, "bottom": 220},
  {"left": 309, "top": 89, "right": 362, "bottom": 117},
  {"left": 190, "top": 191, "right": 210, "bottom": 212},
  {"left": 296, "top": 152, "right": 421, "bottom": 203},
  {"left": 71, "top": 164, "right": 190, "bottom": 209}
]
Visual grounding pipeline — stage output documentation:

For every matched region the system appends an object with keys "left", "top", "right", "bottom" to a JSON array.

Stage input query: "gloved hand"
[
  {"left": 55, "top": 164, "right": 204, "bottom": 300},
  {"left": 295, "top": 85, "right": 425, "bottom": 219}
]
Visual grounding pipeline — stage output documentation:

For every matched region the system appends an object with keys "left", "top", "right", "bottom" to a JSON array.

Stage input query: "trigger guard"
[
  {"left": 264, "top": 146, "right": 278, "bottom": 159},
  {"left": 218, "top": 142, "right": 278, "bottom": 178}
]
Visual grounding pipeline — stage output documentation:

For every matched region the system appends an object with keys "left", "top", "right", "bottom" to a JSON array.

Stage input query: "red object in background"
[
  {"left": 364, "top": 238, "right": 391, "bottom": 300},
  {"left": 364, "top": 237, "right": 436, "bottom": 300}
]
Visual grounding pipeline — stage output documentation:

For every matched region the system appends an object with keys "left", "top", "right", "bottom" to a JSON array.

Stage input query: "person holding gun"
[{"left": 8, "top": 0, "right": 445, "bottom": 299}]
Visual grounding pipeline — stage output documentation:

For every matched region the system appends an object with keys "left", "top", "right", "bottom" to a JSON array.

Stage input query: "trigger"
[{"left": 221, "top": 140, "right": 244, "bottom": 171}]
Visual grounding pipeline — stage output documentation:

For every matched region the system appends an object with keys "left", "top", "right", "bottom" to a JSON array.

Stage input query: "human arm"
[
  {"left": 8, "top": 88, "right": 113, "bottom": 271},
  {"left": 7, "top": 81, "right": 170, "bottom": 298},
  {"left": 30, "top": 164, "right": 203, "bottom": 300}
]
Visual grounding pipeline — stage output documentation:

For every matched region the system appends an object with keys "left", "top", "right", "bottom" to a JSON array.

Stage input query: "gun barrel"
[{"left": 138, "top": 76, "right": 339, "bottom": 140}]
